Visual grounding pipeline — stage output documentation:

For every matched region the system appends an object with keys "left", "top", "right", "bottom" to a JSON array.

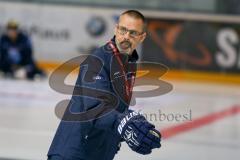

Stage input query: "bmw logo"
[{"left": 86, "top": 16, "right": 107, "bottom": 37}]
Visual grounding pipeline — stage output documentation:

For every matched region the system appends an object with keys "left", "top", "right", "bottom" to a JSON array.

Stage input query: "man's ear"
[{"left": 139, "top": 32, "right": 147, "bottom": 43}]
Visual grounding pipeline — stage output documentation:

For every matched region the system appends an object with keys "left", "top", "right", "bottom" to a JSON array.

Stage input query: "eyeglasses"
[{"left": 117, "top": 25, "right": 144, "bottom": 38}]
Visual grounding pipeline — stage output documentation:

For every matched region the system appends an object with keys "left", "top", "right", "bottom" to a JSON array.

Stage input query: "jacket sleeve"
[
  {"left": 21, "top": 34, "right": 33, "bottom": 55},
  {"left": 0, "top": 36, "right": 7, "bottom": 59}
]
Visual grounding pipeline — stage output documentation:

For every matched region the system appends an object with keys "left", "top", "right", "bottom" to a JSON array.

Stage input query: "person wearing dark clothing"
[
  {"left": 0, "top": 20, "right": 45, "bottom": 79},
  {"left": 47, "top": 10, "right": 161, "bottom": 160}
]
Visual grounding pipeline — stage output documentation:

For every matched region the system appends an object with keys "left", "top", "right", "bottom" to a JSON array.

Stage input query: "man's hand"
[{"left": 117, "top": 111, "right": 161, "bottom": 154}]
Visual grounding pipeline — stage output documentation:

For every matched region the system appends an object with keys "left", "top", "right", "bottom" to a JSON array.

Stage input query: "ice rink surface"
[{"left": 0, "top": 75, "right": 239, "bottom": 160}]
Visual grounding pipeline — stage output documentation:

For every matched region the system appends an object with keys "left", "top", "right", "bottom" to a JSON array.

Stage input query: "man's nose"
[{"left": 123, "top": 31, "right": 131, "bottom": 39}]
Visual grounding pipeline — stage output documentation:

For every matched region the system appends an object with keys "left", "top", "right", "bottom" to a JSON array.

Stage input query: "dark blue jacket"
[
  {"left": 0, "top": 32, "right": 32, "bottom": 63},
  {"left": 48, "top": 37, "right": 138, "bottom": 160}
]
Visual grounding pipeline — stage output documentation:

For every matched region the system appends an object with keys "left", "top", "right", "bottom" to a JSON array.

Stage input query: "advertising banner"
[
  {"left": 143, "top": 18, "right": 240, "bottom": 73},
  {"left": 0, "top": 1, "right": 120, "bottom": 61}
]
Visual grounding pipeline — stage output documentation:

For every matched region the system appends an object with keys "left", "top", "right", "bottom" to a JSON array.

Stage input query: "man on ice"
[{"left": 48, "top": 10, "right": 161, "bottom": 160}]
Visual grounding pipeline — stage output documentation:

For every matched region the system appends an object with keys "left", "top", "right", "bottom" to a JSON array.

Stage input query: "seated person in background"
[{"left": 0, "top": 20, "right": 45, "bottom": 80}]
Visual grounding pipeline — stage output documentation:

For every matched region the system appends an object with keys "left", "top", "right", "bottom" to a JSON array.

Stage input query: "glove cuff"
[{"left": 117, "top": 111, "right": 142, "bottom": 135}]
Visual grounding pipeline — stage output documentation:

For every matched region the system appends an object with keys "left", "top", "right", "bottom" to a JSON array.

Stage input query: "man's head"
[
  {"left": 6, "top": 20, "right": 19, "bottom": 41},
  {"left": 114, "top": 10, "right": 147, "bottom": 55}
]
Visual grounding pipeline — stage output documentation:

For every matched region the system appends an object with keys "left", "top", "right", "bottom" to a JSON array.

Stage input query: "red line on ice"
[{"left": 161, "top": 105, "right": 240, "bottom": 139}]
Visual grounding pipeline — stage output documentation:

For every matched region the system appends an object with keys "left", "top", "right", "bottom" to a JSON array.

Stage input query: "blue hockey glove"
[{"left": 117, "top": 111, "right": 161, "bottom": 155}]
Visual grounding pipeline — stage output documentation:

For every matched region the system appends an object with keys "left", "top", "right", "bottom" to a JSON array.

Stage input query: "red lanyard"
[{"left": 108, "top": 41, "right": 135, "bottom": 102}]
